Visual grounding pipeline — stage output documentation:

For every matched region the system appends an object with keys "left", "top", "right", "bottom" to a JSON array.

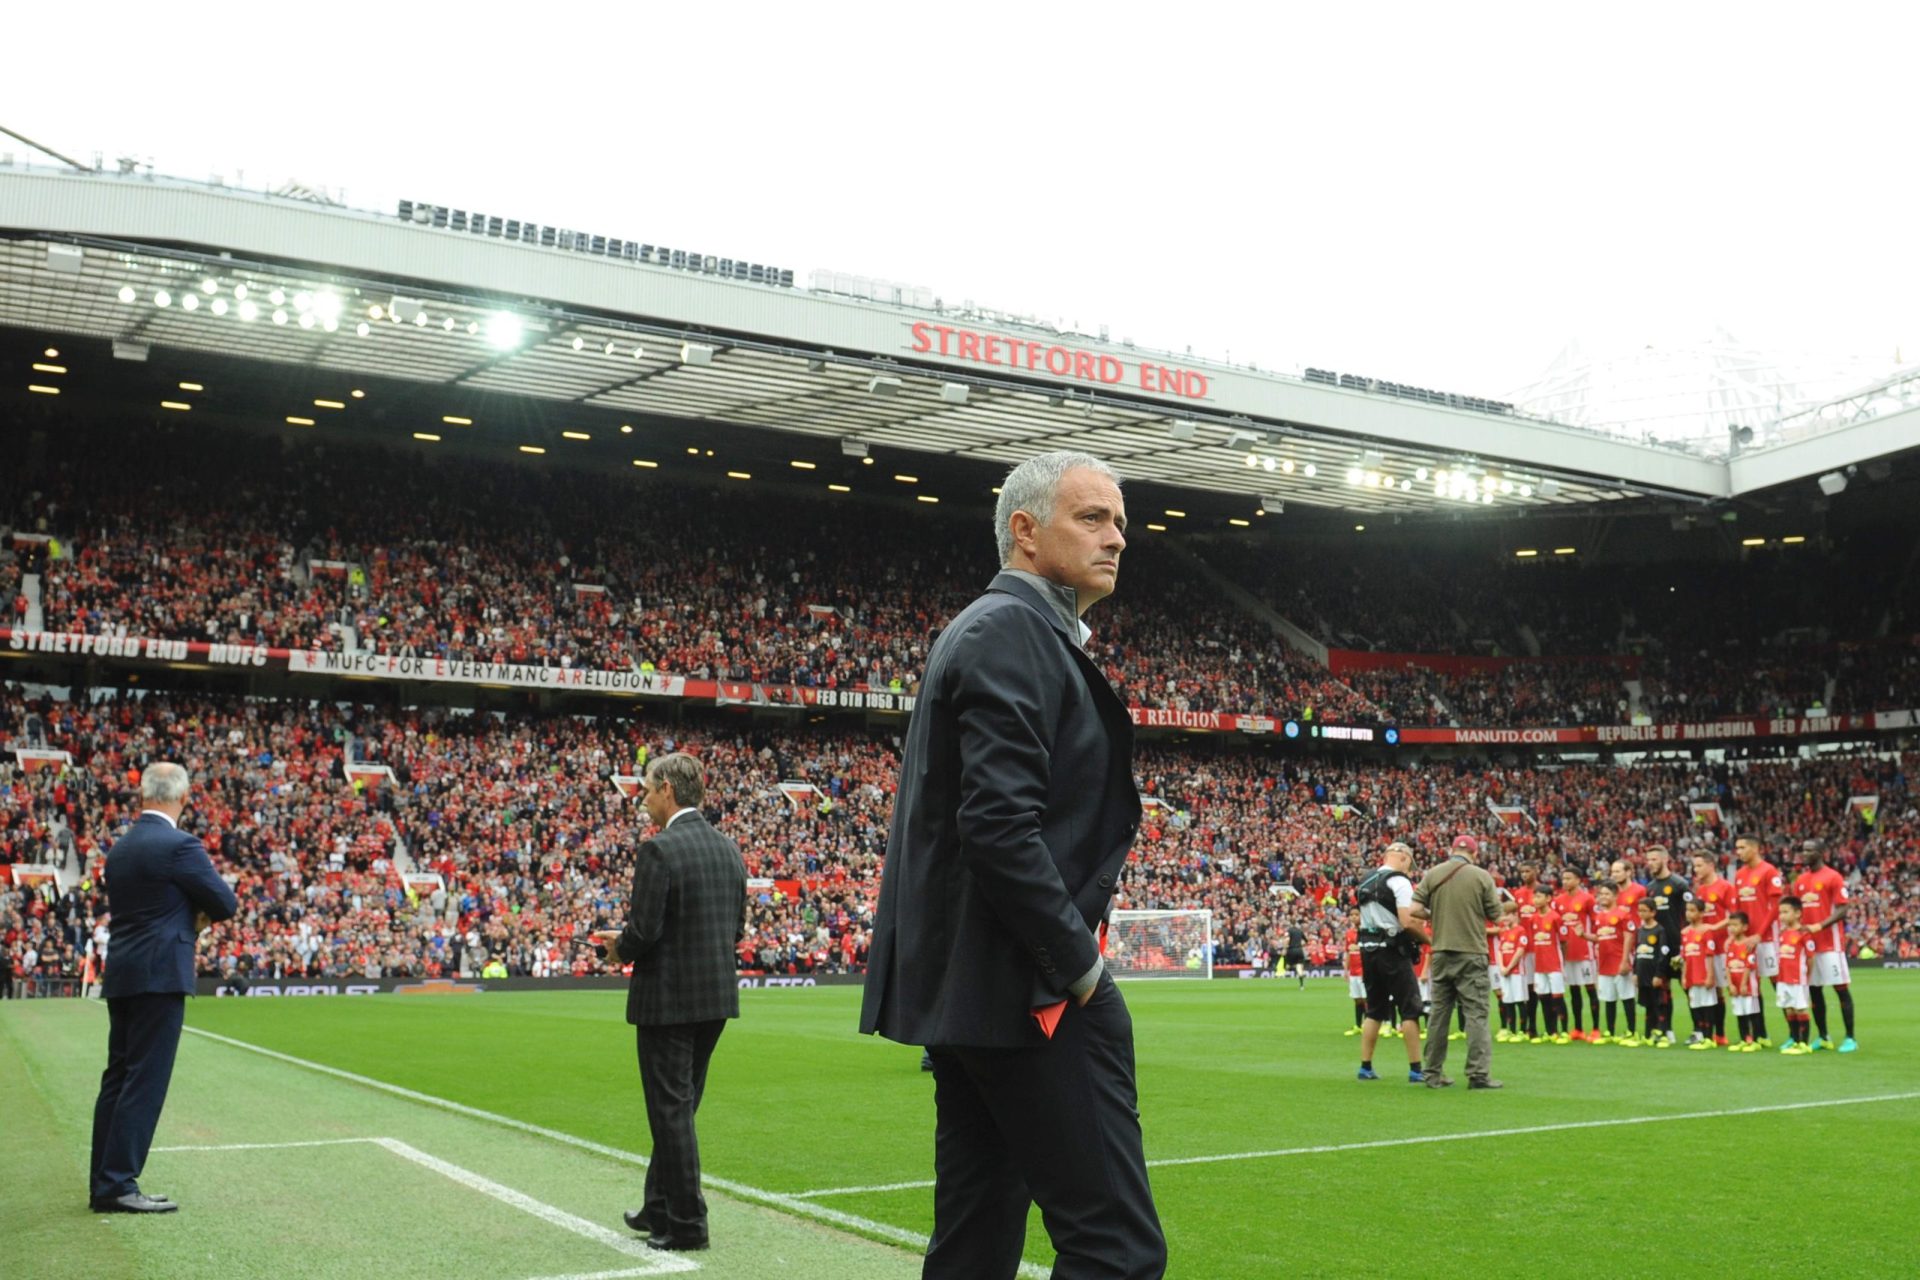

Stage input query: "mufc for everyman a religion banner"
[{"left": 1850, "top": 795, "right": 1879, "bottom": 825}]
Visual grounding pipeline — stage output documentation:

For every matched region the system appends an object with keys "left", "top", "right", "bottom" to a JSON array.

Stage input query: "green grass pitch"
[{"left": 7, "top": 974, "right": 1918, "bottom": 1279}]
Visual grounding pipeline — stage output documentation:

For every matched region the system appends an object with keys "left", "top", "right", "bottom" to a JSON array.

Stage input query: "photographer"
[{"left": 1355, "top": 842, "right": 1432, "bottom": 1083}]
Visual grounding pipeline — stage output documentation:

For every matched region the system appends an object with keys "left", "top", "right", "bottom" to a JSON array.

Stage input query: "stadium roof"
[{"left": 2, "top": 164, "right": 1913, "bottom": 516}]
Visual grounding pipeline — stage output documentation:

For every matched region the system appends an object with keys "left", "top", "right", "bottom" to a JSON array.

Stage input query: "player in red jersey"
[
  {"left": 1790, "top": 840, "right": 1856, "bottom": 1052},
  {"left": 1344, "top": 926, "right": 1367, "bottom": 1035},
  {"left": 1529, "top": 907, "right": 1569, "bottom": 1043},
  {"left": 1733, "top": 834, "right": 1784, "bottom": 1045},
  {"left": 1724, "top": 912, "right": 1762, "bottom": 1050},
  {"left": 1774, "top": 897, "right": 1815, "bottom": 1053},
  {"left": 1586, "top": 882, "right": 1638, "bottom": 1043},
  {"left": 1679, "top": 901, "right": 1723, "bottom": 1048},
  {"left": 1551, "top": 867, "right": 1599, "bottom": 1039},
  {"left": 1493, "top": 903, "right": 1527, "bottom": 1042},
  {"left": 1610, "top": 858, "right": 1648, "bottom": 917},
  {"left": 1690, "top": 853, "right": 1737, "bottom": 1044}
]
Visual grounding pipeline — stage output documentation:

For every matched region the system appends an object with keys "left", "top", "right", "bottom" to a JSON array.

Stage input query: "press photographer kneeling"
[{"left": 1356, "top": 842, "right": 1434, "bottom": 1083}]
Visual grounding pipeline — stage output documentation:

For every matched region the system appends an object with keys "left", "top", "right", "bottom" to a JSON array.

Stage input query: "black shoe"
[
  {"left": 1423, "top": 1073, "right": 1455, "bottom": 1088},
  {"left": 1468, "top": 1078, "right": 1506, "bottom": 1090},
  {"left": 646, "top": 1233, "right": 710, "bottom": 1252},
  {"left": 91, "top": 1192, "right": 177, "bottom": 1214},
  {"left": 622, "top": 1209, "right": 664, "bottom": 1235}
]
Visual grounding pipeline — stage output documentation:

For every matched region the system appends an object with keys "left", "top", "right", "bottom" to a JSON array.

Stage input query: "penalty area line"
[
  {"left": 790, "top": 1090, "right": 1920, "bottom": 1198},
  {"left": 182, "top": 1026, "right": 1047, "bottom": 1280}
]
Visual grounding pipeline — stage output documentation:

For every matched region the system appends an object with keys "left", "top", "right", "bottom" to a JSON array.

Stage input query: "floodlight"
[
  {"left": 939, "top": 382, "right": 969, "bottom": 405},
  {"left": 1816, "top": 471, "right": 1848, "bottom": 496},
  {"left": 117, "top": 285, "right": 136, "bottom": 304},
  {"left": 681, "top": 343, "right": 715, "bottom": 366},
  {"left": 486, "top": 312, "right": 524, "bottom": 349},
  {"left": 1168, "top": 420, "right": 1198, "bottom": 441}
]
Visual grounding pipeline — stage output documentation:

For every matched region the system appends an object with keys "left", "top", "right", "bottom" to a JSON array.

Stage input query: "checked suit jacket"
[{"left": 617, "top": 810, "right": 748, "bottom": 1027}]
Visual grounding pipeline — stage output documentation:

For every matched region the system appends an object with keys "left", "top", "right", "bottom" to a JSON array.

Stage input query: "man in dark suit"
[
  {"left": 592, "top": 752, "right": 747, "bottom": 1253},
  {"left": 860, "top": 451, "right": 1166, "bottom": 1280},
  {"left": 90, "top": 761, "right": 239, "bottom": 1213}
]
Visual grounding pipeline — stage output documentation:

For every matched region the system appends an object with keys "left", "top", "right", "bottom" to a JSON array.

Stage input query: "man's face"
[
  {"left": 1018, "top": 467, "right": 1127, "bottom": 611},
  {"left": 1560, "top": 871, "right": 1580, "bottom": 893},
  {"left": 1692, "top": 857, "right": 1714, "bottom": 883},
  {"left": 1384, "top": 846, "right": 1411, "bottom": 874},
  {"left": 1736, "top": 840, "right": 1759, "bottom": 866},
  {"left": 1801, "top": 844, "right": 1825, "bottom": 871},
  {"left": 1647, "top": 849, "right": 1669, "bottom": 877},
  {"left": 1610, "top": 860, "right": 1631, "bottom": 886},
  {"left": 641, "top": 773, "right": 675, "bottom": 828}
]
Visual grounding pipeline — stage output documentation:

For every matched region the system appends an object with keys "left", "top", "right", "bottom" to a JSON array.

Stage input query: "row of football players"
[{"left": 1344, "top": 837, "right": 1860, "bottom": 1054}]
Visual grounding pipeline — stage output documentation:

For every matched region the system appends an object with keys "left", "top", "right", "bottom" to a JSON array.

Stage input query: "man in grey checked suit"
[{"left": 593, "top": 752, "right": 747, "bottom": 1252}]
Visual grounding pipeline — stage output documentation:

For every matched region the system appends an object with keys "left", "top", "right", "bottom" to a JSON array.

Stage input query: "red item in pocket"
[{"left": 1030, "top": 1000, "right": 1067, "bottom": 1039}]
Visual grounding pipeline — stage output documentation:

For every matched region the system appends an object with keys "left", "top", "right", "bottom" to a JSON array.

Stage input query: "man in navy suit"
[{"left": 89, "top": 762, "right": 238, "bottom": 1213}]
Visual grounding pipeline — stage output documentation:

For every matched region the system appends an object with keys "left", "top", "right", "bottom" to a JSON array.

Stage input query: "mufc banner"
[
  {"left": 1689, "top": 802, "right": 1725, "bottom": 826},
  {"left": 1850, "top": 795, "right": 1879, "bottom": 825},
  {"left": 610, "top": 774, "right": 644, "bottom": 799},
  {"left": 287, "top": 649, "right": 689, "bottom": 695}
]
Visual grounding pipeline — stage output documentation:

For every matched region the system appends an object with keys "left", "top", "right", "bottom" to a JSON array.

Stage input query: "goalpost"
[{"left": 1106, "top": 909, "right": 1214, "bottom": 980}]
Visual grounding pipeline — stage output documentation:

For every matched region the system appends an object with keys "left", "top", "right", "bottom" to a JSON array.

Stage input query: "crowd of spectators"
[
  {"left": 5, "top": 684, "right": 1917, "bottom": 997},
  {"left": 9, "top": 418, "right": 1919, "bottom": 730},
  {"left": 4, "top": 419, "right": 1373, "bottom": 725}
]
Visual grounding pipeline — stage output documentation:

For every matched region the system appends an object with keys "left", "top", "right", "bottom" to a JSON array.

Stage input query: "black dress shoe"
[
  {"left": 1468, "top": 1078, "right": 1506, "bottom": 1090},
  {"left": 91, "top": 1193, "right": 178, "bottom": 1214},
  {"left": 646, "top": 1233, "right": 710, "bottom": 1252},
  {"left": 622, "top": 1209, "right": 664, "bottom": 1235}
]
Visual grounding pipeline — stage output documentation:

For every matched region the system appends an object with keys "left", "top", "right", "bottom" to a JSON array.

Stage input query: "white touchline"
[
  {"left": 374, "top": 1138, "right": 698, "bottom": 1276},
  {"left": 146, "top": 1134, "right": 695, "bottom": 1276},
  {"left": 788, "top": 1090, "right": 1920, "bottom": 1198},
  {"left": 183, "top": 1027, "right": 1051, "bottom": 1280}
]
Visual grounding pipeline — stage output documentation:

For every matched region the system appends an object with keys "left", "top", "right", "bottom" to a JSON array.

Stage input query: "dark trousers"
[
  {"left": 634, "top": 1019, "right": 726, "bottom": 1240},
  {"left": 90, "top": 993, "right": 187, "bottom": 1201},
  {"left": 924, "top": 976, "right": 1166, "bottom": 1280}
]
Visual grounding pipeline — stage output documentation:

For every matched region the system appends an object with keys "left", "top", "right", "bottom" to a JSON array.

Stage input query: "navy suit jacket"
[
  {"left": 102, "top": 814, "right": 239, "bottom": 999},
  {"left": 860, "top": 572, "right": 1141, "bottom": 1048}
]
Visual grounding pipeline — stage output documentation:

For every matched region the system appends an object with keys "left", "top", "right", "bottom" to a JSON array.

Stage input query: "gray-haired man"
[{"left": 862, "top": 451, "right": 1165, "bottom": 1279}]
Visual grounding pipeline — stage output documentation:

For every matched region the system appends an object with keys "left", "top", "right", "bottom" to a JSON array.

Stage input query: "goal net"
[{"left": 1106, "top": 909, "right": 1214, "bottom": 980}]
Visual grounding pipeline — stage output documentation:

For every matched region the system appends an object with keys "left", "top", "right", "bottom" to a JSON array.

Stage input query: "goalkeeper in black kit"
[{"left": 1631, "top": 897, "right": 1677, "bottom": 1047}]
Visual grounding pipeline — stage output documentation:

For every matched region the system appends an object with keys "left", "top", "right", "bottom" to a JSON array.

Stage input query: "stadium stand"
[{"left": 5, "top": 685, "right": 1916, "bottom": 996}]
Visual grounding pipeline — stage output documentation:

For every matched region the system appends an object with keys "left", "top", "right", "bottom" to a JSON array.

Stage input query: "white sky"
[{"left": 7, "top": 2, "right": 1915, "bottom": 402}]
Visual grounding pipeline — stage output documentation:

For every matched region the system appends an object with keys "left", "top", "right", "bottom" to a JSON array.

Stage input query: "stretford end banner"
[{"left": 5, "top": 628, "right": 1916, "bottom": 746}]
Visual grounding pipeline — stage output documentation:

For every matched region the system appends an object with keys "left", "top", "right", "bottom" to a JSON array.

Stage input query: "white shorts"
[
  {"left": 1563, "top": 960, "right": 1596, "bottom": 986},
  {"left": 1776, "top": 982, "right": 1810, "bottom": 1011},
  {"left": 1598, "top": 973, "right": 1634, "bottom": 1003},
  {"left": 1687, "top": 985, "right": 1719, "bottom": 1009},
  {"left": 1809, "top": 951, "right": 1850, "bottom": 987},
  {"left": 1501, "top": 974, "right": 1527, "bottom": 1004},
  {"left": 1733, "top": 995, "right": 1761, "bottom": 1016},
  {"left": 1713, "top": 956, "right": 1727, "bottom": 988},
  {"left": 1757, "top": 941, "right": 1779, "bottom": 978},
  {"left": 1348, "top": 976, "right": 1367, "bottom": 999},
  {"left": 1533, "top": 970, "right": 1567, "bottom": 996}
]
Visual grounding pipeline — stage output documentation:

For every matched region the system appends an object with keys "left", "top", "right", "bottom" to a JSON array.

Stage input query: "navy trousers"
[{"left": 90, "top": 993, "right": 187, "bottom": 1202}]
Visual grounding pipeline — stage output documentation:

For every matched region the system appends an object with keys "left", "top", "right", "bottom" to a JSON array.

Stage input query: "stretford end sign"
[{"left": 907, "top": 322, "right": 1211, "bottom": 401}]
